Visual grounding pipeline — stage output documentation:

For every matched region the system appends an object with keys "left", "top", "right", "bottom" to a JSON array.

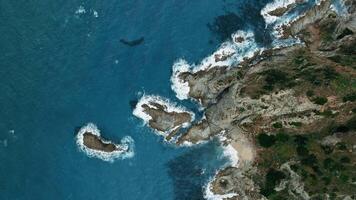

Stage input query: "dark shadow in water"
[
  {"left": 129, "top": 99, "right": 138, "bottom": 110},
  {"left": 208, "top": 0, "right": 273, "bottom": 46},
  {"left": 120, "top": 37, "right": 144, "bottom": 47},
  {"left": 167, "top": 140, "right": 229, "bottom": 200}
]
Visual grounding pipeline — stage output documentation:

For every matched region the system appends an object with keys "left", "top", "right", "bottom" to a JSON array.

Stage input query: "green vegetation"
[
  {"left": 261, "top": 168, "right": 286, "bottom": 197},
  {"left": 272, "top": 122, "right": 283, "bottom": 129},
  {"left": 260, "top": 69, "right": 294, "bottom": 91},
  {"left": 257, "top": 133, "right": 276, "bottom": 148},
  {"left": 336, "top": 28, "right": 353, "bottom": 40},
  {"left": 329, "top": 55, "right": 356, "bottom": 69},
  {"left": 289, "top": 121, "right": 302, "bottom": 127},
  {"left": 319, "top": 18, "right": 337, "bottom": 43},
  {"left": 312, "top": 96, "right": 328, "bottom": 105},
  {"left": 306, "top": 90, "right": 314, "bottom": 97},
  {"left": 332, "top": 75, "right": 356, "bottom": 93},
  {"left": 297, "top": 66, "right": 339, "bottom": 87},
  {"left": 315, "top": 110, "right": 336, "bottom": 118},
  {"left": 257, "top": 116, "right": 356, "bottom": 198},
  {"left": 343, "top": 92, "right": 356, "bottom": 102}
]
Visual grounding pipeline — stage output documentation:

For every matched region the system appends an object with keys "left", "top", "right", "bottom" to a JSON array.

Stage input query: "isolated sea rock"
[
  {"left": 76, "top": 123, "right": 134, "bottom": 162},
  {"left": 82, "top": 132, "right": 120, "bottom": 152}
]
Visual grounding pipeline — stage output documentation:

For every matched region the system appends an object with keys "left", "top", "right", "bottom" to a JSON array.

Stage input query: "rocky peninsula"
[{"left": 133, "top": 95, "right": 195, "bottom": 141}]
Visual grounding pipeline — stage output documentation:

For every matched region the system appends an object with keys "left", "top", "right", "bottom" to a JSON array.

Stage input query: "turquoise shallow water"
[{"left": 0, "top": 0, "right": 272, "bottom": 199}]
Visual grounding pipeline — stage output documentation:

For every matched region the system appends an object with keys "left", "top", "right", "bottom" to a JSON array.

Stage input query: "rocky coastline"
[{"left": 133, "top": 0, "right": 356, "bottom": 199}]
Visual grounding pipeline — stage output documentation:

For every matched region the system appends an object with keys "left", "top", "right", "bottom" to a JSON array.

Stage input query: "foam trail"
[
  {"left": 76, "top": 123, "right": 134, "bottom": 162},
  {"left": 222, "top": 144, "right": 239, "bottom": 168}
]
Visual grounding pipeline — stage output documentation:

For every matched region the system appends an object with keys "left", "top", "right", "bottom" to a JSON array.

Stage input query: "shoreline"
[{"left": 131, "top": 0, "right": 356, "bottom": 198}]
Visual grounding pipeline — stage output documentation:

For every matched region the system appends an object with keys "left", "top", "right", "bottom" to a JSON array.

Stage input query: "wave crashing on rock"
[{"left": 76, "top": 123, "right": 134, "bottom": 162}]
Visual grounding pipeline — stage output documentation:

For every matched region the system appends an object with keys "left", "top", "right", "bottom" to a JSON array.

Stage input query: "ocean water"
[{"left": 0, "top": 0, "right": 271, "bottom": 199}]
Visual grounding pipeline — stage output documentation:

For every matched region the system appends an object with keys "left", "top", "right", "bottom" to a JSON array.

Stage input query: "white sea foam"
[
  {"left": 194, "top": 30, "right": 259, "bottom": 72},
  {"left": 261, "top": 0, "right": 299, "bottom": 25},
  {"left": 75, "top": 6, "right": 86, "bottom": 15},
  {"left": 170, "top": 30, "right": 261, "bottom": 100},
  {"left": 330, "top": 0, "right": 348, "bottom": 16},
  {"left": 203, "top": 174, "right": 238, "bottom": 200},
  {"left": 76, "top": 123, "right": 134, "bottom": 162},
  {"left": 272, "top": 10, "right": 306, "bottom": 39},
  {"left": 260, "top": 0, "right": 311, "bottom": 41},
  {"left": 180, "top": 139, "right": 208, "bottom": 147},
  {"left": 171, "top": 59, "right": 191, "bottom": 100},
  {"left": 222, "top": 144, "right": 239, "bottom": 168},
  {"left": 133, "top": 94, "right": 195, "bottom": 135},
  {"left": 93, "top": 10, "right": 99, "bottom": 18},
  {"left": 315, "top": 0, "right": 326, "bottom": 6}
]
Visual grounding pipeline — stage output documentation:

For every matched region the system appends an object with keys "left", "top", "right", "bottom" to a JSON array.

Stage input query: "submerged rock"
[{"left": 120, "top": 37, "right": 144, "bottom": 47}]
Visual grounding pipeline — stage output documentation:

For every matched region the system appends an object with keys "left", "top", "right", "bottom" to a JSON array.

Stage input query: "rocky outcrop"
[
  {"left": 83, "top": 132, "right": 121, "bottom": 152},
  {"left": 142, "top": 103, "right": 192, "bottom": 133},
  {"left": 178, "top": 66, "right": 239, "bottom": 107},
  {"left": 288, "top": 0, "right": 332, "bottom": 36},
  {"left": 133, "top": 95, "right": 194, "bottom": 141},
  {"left": 210, "top": 167, "right": 264, "bottom": 200},
  {"left": 76, "top": 123, "right": 133, "bottom": 162},
  {"left": 130, "top": 0, "right": 355, "bottom": 198}
]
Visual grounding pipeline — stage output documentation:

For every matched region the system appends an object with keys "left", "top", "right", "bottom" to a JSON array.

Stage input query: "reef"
[{"left": 133, "top": 0, "right": 356, "bottom": 199}]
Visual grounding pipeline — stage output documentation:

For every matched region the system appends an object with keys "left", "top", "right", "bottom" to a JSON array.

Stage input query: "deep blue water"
[{"left": 0, "top": 0, "right": 271, "bottom": 199}]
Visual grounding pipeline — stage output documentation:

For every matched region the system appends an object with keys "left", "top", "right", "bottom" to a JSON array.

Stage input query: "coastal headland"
[{"left": 133, "top": 0, "right": 356, "bottom": 199}]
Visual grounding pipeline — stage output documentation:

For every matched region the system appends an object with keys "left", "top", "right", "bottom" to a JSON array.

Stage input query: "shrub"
[
  {"left": 313, "top": 96, "right": 328, "bottom": 105},
  {"left": 290, "top": 122, "right": 302, "bottom": 127},
  {"left": 340, "top": 156, "right": 350, "bottom": 163},
  {"left": 343, "top": 93, "right": 356, "bottom": 102},
  {"left": 306, "top": 90, "right": 314, "bottom": 97},
  {"left": 276, "top": 133, "right": 290, "bottom": 142},
  {"left": 294, "top": 135, "right": 308, "bottom": 146},
  {"left": 257, "top": 133, "right": 276, "bottom": 148},
  {"left": 301, "top": 154, "right": 317, "bottom": 166},
  {"left": 297, "top": 146, "right": 309, "bottom": 157},
  {"left": 346, "top": 116, "right": 356, "bottom": 131},
  {"left": 273, "top": 122, "right": 283, "bottom": 129},
  {"left": 261, "top": 169, "right": 286, "bottom": 197}
]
